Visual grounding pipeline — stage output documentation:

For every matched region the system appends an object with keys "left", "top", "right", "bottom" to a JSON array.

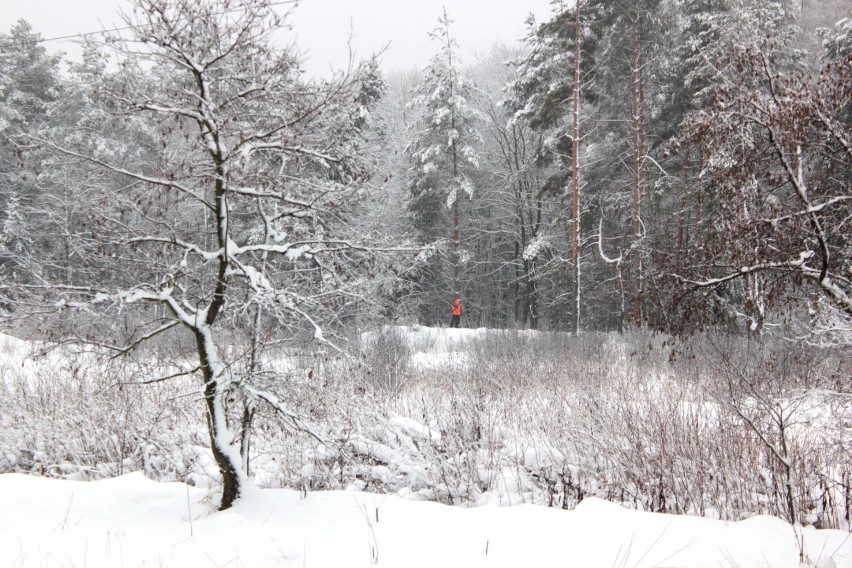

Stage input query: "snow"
[
  {"left": 3, "top": 328, "right": 851, "bottom": 567},
  {"left": 1, "top": 472, "right": 849, "bottom": 568},
  {"left": 363, "top": 324, "right": 489, "bottom": 369},
  {"left": 0, "top": 331, "right": 29, "bottom": 358},
  {"left": 522, "top": 235, "right": 549, "bottom": 260}
]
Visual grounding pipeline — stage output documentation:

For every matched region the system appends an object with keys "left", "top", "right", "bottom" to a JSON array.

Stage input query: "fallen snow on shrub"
[{"left": 2, "top": 327, "right": 850, "bottom": 567}]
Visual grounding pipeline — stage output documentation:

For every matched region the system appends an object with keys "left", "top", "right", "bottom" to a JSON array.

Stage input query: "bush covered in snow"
[{"left": 1, "top": 327, "right": 849, "bottom": 529}]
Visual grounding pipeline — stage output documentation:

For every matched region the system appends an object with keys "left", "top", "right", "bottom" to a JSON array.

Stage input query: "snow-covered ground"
[
  {"left": 2, "top": 327, "right": 850, "bottom": 567},
  {"left": 2, "top": 471, "right": 850, "bottom": 568}
]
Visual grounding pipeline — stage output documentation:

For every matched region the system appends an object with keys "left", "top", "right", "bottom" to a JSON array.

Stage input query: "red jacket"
[{"left": 451, "top": 300, "right": 462, "bottom": 316}]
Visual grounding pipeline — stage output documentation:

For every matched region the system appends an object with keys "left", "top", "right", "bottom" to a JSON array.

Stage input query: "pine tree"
[
  {"left": 506, "top": 1, "right": 591, "bottom": 332},
  {"left": 406, "top": 7, "right": 481, "bottom": 317},
  {"left": 0, "top": 21, "right": 61, "bottom": 277}
]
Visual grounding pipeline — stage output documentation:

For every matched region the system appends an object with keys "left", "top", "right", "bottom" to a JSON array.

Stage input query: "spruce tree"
[{"left": 406, "top": 8, "right": 480, "bottom": 319}]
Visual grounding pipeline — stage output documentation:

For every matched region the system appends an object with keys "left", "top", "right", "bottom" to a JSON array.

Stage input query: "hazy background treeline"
[{"left": 0, "top": 0, "right": 848, "bottom": 339}]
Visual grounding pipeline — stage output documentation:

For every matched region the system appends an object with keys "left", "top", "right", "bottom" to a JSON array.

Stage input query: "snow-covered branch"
[
  {"left": 242, "top": 385, "right": 330, "bottom": 446},
  {"left": 26, "top": 137, "right": 214, "bottom": 210},
  {"left": 674, "top": 251, "right": 815, "bottom": 287}
]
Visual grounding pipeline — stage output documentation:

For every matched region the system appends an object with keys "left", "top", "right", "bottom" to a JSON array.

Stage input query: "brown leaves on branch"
[{"left": 671, "top": 39, "right": 851, "bottom": 332}]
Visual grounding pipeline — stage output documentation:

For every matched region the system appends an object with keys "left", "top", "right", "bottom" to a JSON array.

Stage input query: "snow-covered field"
[
  {"left": 1, "top": 327, "right": 850, "bottom": 567},
  {"left": 2, "top": 471, "right": 850, "bottom": 568}
]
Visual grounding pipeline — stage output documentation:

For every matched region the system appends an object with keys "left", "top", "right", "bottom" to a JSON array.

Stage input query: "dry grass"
[{"left": 1, "top": 328, "right": 849, "bottom": 528}]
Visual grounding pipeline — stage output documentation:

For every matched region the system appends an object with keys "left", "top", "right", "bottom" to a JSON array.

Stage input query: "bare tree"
[
  {"left": 676, "top": 30, "right": 851, "bottom": 334},
  {"left": 3, "top": 0, "right": 388, "bottom": 510}
]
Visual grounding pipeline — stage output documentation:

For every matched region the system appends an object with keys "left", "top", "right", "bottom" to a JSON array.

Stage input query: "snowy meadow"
[
  {"left": 2, "top": 0, "right": 850, "bottom": 565},
  {"left": 1, "top": 327, "right": 850, "bottom": 567}
]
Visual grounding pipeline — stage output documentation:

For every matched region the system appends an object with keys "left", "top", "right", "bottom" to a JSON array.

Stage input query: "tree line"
[{"left": 372, "top": 0, "right": 849, "bottom": 339}]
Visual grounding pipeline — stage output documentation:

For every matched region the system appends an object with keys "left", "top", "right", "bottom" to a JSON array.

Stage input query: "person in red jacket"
[{"left": 450, "top": 297, "right": 462, "bottom": 328}]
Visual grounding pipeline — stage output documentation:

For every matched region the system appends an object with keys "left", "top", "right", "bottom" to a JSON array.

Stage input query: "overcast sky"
[{"left": 1, "top": 0, "right": 555, "bottom": 76}]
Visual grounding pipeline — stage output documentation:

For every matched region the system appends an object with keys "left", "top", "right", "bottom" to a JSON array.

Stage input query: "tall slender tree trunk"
[
  {"left": 676, "top": 145, "right": 689, "bottom": 273},
  {"left": 571, "top": 0, "right": 582, "bottom": 334},
  {"left": 528, "top": 198, "right": 541, "bottom": 329},
  {"left": 695, "top": 150, "right": 704, "bottom": 243},
  {"left": 240, "top": 402, "right": 255, "bottom": 476},
  {"left": 452, "top": 165, "right": 459, "bottom": 294},
  {"left": 514, "top": 238, "right": 523, "bottom": 322},
  {"left": 240, "top": 301, "right": 264, "bottom": 476},
  {"left": 446, "top": 5, "right": 461, "bottom": 296},
  {"left": 630, "top": 3, "right": 645, "bottom": 326},
  {"left": 517, "top": 205, "right": 526, "bottom": 325}
]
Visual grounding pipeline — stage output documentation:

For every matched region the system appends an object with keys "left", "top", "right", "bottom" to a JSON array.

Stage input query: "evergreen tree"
[
  {"left": 0, "top": 21, "right": 61, "bottom": 277},
  {"left": 406, "top": 8, "right": 481, "bottom": 321},
  {"left": 506, "top": 1, "right": 597, "bottom": 332}
]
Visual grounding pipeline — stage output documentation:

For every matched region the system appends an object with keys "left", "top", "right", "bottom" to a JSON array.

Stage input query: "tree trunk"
[
  {"left": 240, "top": 401, "right": 255, "bottom": 476},
  {"left": 195, "top": 328, "right": 244, "bottom": 510},
  {"left": 630, "top": 3, "right": 645, "bottom": 327},
  {"left": 515, "top": 238, "right": 523, "bottom": 323},
  {"left": 528, "top": 260, "right": 539, "bottom": 329},
  {"left": 676, "top": 146, "right": 689, "bottom": 273},
  {"left": 240, "top": 302, "right": 264, "bottom": 476},
  {"left": 778, "top": 416, "right": 798, "bottom": 524},
  {"left": 446, "top": 5, "right": 461, "bottom": 296},
  {"left": 452, "top": 186, "right": 459, "bottom": 293},
  {"left": 571, "top": 0, "right": 582, "bottom": 334}
]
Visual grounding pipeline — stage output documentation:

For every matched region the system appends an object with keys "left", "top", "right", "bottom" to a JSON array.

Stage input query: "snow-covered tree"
[
  {"left": 406, "top": 8, "right": 481, "bottom": 305},
  {"left": 0, "top": 20, "right": 61, "bottom": 278},
  {"left": 4, "top": 0, "right": 387, "bottom": 510},
  {"left": 676, "top": 25, "right": 851, "bottom": 336},
  {"left": 0, "top": 191, "right": 27, "bottom": 255},
  {"left": 354, "top": 68, "right": 428, "bottom": 323},
  {"left": 468, "top": 44, "right": 549, "bottom": 328},
  {"left": 506, "top": 1, "right": 589, "bottom": 333}
]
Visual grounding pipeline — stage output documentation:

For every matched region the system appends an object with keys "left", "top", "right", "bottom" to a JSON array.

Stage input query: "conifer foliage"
[{"left": 406, "top": 8, "right": 481, "bottom": 304}]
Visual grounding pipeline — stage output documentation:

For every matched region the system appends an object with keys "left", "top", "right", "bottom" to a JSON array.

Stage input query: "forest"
[{"left": 0, "top": 0, "right": 850, "bottom": 562}]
